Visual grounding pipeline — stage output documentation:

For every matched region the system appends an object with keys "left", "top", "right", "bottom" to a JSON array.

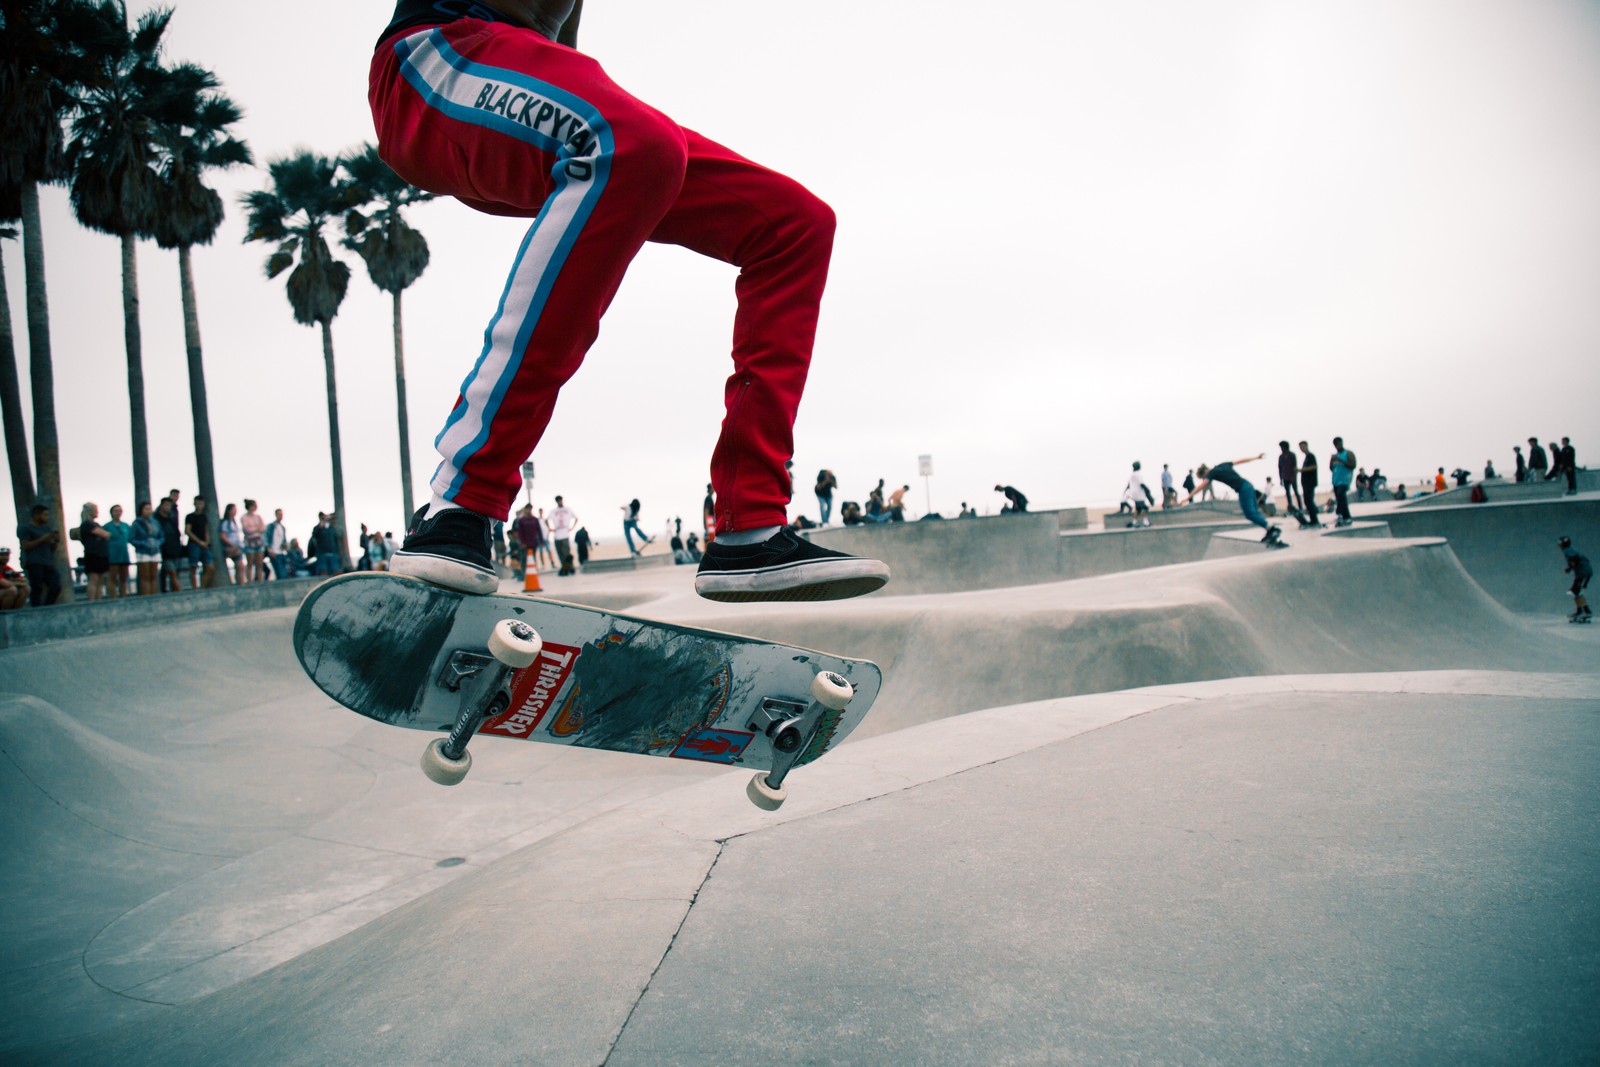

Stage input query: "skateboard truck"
[
  {"left": 421, "top": 620, "right": 543, "bottom": 786},
  {"left": 745, "top": 671, "right": 855, "bottom": 811}
]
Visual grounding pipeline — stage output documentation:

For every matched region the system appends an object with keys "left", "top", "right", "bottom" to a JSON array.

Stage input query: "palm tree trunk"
[
  {"left": 321, "top": 319, "right": 351, "bottom": 570},
  {"left": 21, "top": 182, "right": 72, "bottom": 603},
  {"left": 179, "top": 244, "right": 228, "bottom": 585},
  {"left": 121, "top": 232, "right": 151, "bottom": 514},
  {"left": 0, "top": 242, "right": 36, "bottom": 521},
  {"left": 393, "top": 290, "right": 415, "bottom": 523}
]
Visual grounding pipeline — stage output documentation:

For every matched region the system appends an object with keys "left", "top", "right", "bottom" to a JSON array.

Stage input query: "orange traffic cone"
[{"left": 523, "top": 550, "right": 542, "bottom": 593}]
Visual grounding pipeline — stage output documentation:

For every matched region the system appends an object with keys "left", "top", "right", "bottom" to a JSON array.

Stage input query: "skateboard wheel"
[
  {"left": 421, "top": 738, "right": 472, "bottom": 786},
  {"left": 747, "top": 772, "right": 786, "bottom": 811},
  {"left": 810, "top": 670, "right": 853, "bottom": 710},
  {"left": 488, "top": 618, "right": 543, "bottom": 668}
]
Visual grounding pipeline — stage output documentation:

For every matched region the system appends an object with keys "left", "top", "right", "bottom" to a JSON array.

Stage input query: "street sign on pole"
[
  {"left": 918, "top": 455, "right": 933, "bottom": 515},
  {"left": 521, "top": 461, "right": 535, "bottom": 507}
]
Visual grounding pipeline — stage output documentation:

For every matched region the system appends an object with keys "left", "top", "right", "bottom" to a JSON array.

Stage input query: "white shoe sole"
[
  {"left": 695, "top": 557, "right": 890, "bottom": 602},
  {"left": 390, "top": 551, "right": 499, "bottom": 595}
]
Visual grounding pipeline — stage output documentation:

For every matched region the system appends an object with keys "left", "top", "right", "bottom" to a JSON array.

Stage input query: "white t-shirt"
[
  {"left": 548, "top": 506, "right": 577, "bottom": 539},
  {"left": 1123, "top": 471, "right": 1147, "bottom": 504}
]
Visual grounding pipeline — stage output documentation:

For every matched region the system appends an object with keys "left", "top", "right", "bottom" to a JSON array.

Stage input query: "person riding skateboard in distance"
[
  {"left": 1560, "top": 536, "right": 1592, "bottom": 623},
  {"left": 1183, "top": 453, "right": 1283, "bottom": 545},
  {"left": 370, "top": 0, "right": 889, "bottom": 602}
]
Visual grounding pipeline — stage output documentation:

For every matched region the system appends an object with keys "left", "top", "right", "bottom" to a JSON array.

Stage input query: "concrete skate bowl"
[
  {"left": 0, "top": 608, "right": 358, "bottom": 859},
  {"left": 1375, "top": 496, "right": 1600, "bottom": 615},
  {"left": 683, "top": 536, "right": 1583, "bottom": 740},
  {"left": 6, "top": 529, "right": 1593, "bottom": 1062}
]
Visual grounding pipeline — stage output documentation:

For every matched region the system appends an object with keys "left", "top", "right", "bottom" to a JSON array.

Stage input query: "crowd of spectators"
[{"left": 3, "top": 487, "right": 394, "bottom": 610}]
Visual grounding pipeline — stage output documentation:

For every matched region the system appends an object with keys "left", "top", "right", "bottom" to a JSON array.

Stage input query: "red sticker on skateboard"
[{"left": 479, "top": 640, "right": 582, "bottom": 738}]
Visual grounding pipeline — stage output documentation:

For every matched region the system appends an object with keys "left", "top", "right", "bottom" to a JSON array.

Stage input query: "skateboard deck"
[{"left": 293, "top": 572, "right": 882, "bottom": 808}]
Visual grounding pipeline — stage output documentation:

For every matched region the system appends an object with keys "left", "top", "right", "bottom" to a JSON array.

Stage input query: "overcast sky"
[{"left": 5, "top": 0, "right": 1599, "bottom": 547}]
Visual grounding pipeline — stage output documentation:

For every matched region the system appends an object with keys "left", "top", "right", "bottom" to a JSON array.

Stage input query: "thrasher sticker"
[{"left": 479, "top": 640, "right": 582, "bottom": 739}]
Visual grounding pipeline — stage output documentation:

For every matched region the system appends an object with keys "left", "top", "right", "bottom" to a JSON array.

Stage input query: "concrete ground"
[{"left": 3, "top": 505, "right": 1597, "bottom": 1065}]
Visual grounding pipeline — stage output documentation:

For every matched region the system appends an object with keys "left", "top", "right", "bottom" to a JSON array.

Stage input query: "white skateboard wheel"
[
  {"left": 421, "top": 738, "right": 472, "bottom": 786},
  {"left": 488, "top": 618, "right": 542, "bottom": 668},
  {"left": 747, "top": 773, "right": 787, "bottom": 811},
  {"left": 810, "top": 671, "right": 853, "bottom": 710}
]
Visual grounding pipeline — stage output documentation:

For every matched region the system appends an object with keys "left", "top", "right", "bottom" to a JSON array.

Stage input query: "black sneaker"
[
  {"left": 389, "top": 505, "right": 498, "bottom": 595},
  {"left": 694, "top": 527, "right": 889, "bottom": 603}
]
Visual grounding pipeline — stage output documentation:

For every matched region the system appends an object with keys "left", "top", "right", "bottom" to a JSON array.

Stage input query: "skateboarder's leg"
[
  {"left": 374, "top": 24, "right": 688, "bottom": 516},
  {"left": 370, "top": 23, "right": 690, "bottom": 591},
  {"left": 1237, "top": 482, "right": 1278, "bottom": 543},
  {"left": 645, "top": 130, "right": 833, "bottom": 535},
  {"left": 1333, "top": 484, "right": 1352, "bottom": 523},
  {"left": 641, "top": 131, "right": 887, "bottom": 601}
]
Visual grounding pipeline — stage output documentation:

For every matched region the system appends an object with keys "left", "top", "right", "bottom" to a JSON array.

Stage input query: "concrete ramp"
[
  {"left": 636, "top": 536, "right": 1582, "bottom": 740},
  {"left": 1377, "top": 496, "right": 1600, "bottom": 614},
  {"left": 54, "top": 671, "right": 1600, "bottom": 1066},
  {"left": 806, "top": 513, "right": 1066, "bottom": 595}
]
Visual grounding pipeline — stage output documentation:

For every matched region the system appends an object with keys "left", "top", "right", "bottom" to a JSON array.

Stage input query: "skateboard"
[{"left": 293, "top": 573, "right": 882, "bottom": 810}]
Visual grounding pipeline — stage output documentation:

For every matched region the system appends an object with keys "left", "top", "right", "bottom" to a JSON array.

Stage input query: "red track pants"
[{"left": 369, "top": 21, "right": 835, "bottom": 532}]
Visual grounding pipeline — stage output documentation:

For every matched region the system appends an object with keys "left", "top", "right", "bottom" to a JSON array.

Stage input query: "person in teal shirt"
[
  {"left": 1328, "top": 436, "right": 1356, "bottom": 527},
  {"left": 103, "top": 503, "right": 132, "bottom": 598}
]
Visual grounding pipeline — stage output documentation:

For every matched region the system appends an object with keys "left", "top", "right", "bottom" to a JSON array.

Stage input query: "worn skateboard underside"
[{"left": 293, "top": 573, "right": 881, "bottom": 772}]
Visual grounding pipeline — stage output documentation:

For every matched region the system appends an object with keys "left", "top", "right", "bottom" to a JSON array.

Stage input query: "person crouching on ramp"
[{"left": 1184, "top": 454, "right": 1283, "bottom": 546}]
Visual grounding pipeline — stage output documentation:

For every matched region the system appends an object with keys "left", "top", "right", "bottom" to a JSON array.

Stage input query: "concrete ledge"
[
  {"left": 1323, "top": 520, "right": 1392, "bottom": 539},
  {"left": 1060, "top": 521, "right": 1249, "bottom": 578},
  {"left": 1204, "top": 527, "right": 1283, "bottom": 558},
  {"left": 0, "top": 578, "right": 322, "bottom": 649},
  {"left": 1103, "top": 500, "right": 1244, "bottom": 529},
  {"left": 582, "top": 553, "right": 673, "bottom": 574},
  {"left": 806, "top": 512, "right": 1065, "bottom": 594}
]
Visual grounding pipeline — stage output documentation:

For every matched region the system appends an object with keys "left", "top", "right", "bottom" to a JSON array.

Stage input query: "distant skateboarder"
[
  {"left": 995, "top": 484, "right": 1029, "bottom": 514},
  {"left": 1184, "top": 454, "right": 1283, "bottom": 546},
  {"left": 1559, "top": 536, "right": 1592, "bottom": 622}
]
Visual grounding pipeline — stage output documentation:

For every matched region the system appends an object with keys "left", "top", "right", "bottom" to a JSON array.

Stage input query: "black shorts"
[
  {"left": 1573, "top": 571, "right": 1592, "bottom": 595},
  {"left": 84, "top": 555, "right": 110, "bottom": 575}
]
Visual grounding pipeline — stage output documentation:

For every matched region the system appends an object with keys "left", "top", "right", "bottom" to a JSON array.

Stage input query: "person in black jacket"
[
  {"left": 308, "top": 513, "right": 342, "bottom": 576},
  {"left": 1527, "top": 437, "right": 1549, "bottom": 481},
  {"left": 1548, "top": 437, "right": 1577, "bottom": 495}
]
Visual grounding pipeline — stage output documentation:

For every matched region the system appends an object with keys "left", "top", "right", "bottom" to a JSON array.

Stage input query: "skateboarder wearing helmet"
[
  {"left": 1559, "top": 536, "right": 1592, "bottom": 622},
  {"left": 369, "top": 0, "right": 888, "bottom": 602}
]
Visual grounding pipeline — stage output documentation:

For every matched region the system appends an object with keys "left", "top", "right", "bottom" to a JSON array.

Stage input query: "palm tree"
[
  {"left": 148, "top": 66, "right": 251, "bottom": 587},
  {"left": 242, "top": 151, "right": 357, "bottom": 571},
  {"left": 63, "top": 3, "right": 181, "bottom": 518},
  {"left": 341, "top": 143, "right": 434, "bottom": 524},
  {"left": 0, "top": 227, "right": 34, "bottom": 522},
  {"left": 0, "top": 0, "right": 120, "bottom": 602}
]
